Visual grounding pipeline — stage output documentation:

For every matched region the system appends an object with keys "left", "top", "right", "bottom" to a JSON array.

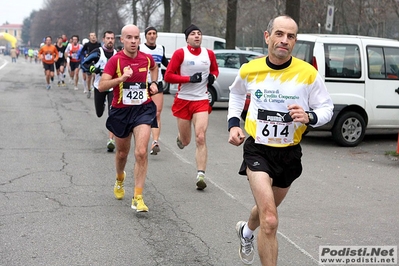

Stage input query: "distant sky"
[{"left": 0, "top": 0, "right": 44, "bottom": 24}]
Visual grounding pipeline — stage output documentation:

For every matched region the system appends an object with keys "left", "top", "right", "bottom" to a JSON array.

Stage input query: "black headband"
[
  {"left": 184, "top": 24, "right": 201, "bottom": 40},
  {"left": 145, "top": 26, "right": 157, "bottom": 36}
]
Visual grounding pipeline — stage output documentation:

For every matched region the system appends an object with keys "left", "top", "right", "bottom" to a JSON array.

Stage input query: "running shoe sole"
[
  {"left": 196, "top": 180, "right": 207, "bottom": 190},
  {"left": 107, "top": 141, "right": 115, "bottom": 152},
  {"left": 131, "top": 198, "right": 149, "bottom": 212},
  {"left": 196, "top": 178, "right": 207, "bottom": 190},
  {"left": 150, "top": 144, "right": 160, "bottom": 155},
  {"left": 176, "top": 137, "right": 184, "bottom": 149},
  {"left": 236, "top": 221, "right": 255, "bottom": 265}
]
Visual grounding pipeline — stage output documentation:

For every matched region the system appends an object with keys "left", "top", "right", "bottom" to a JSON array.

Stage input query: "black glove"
[
  {"left": 189, "top": 72, "right": 202, "bottom": 83},
  {"left": 89, "top": 65, "right": 101, "bottom": 74},
  {"left": 207, "top": 74, "right": 215, "bottom": 85}
]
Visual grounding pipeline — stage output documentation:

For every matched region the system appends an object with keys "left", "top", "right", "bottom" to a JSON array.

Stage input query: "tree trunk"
[
  {"left": 163, "top": 0, "right": 171, "bottom": 32},
  {"left": 225, "top": 0, "right": 237, "bottom": 49},
  {"left": 181, "top": 0, "right": 192, "bottom": 32},
  {"left": 95, "top": 0, "right": 99, "bottom": 38},
  {"left": 132, "top": 0, "right": 138, "bottom": 25},
  {"left": 285, "top": 0, "right": 300, "bottom": 27}
]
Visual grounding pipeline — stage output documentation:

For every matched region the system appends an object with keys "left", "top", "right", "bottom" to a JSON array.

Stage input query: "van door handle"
[{"left": 396, "top": 88, "right": 399, "bottom": 95}]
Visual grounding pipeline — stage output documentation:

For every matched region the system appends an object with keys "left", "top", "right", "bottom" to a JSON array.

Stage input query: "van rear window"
[
  {"left": 214, "top": 41, "right": 225, "bottom": 50},
  {"left": 325, "top": 44, "right": 361, "bottom": 78},
  {"left": 368, "top": 46, "right": 399, "bottom": 79},
  {"left": 292, "top": 41, "right": 313, "bottom": 64}
]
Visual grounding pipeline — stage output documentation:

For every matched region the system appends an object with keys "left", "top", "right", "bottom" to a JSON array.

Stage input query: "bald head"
[
  {"left": 120, "top": 24, "right": 141, "bottom": 56},
  {"left": 265, "top": 15, "right": 298, "bottom": 65},
  {"left": 266, "top": 15, "right": 298, "bottom": 36},
  {"left": 121, "top": 24, "right": 140, "bottom": 37}
]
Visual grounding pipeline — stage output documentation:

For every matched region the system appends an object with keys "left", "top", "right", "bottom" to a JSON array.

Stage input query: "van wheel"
[
  {"left": 208, "top": 87, "right": 216, "bottom": 107},
  {"left": 332, "top": 111, "right": 366, "bottom": 147}
]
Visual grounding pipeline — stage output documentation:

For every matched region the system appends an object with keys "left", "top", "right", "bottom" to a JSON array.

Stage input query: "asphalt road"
[{"left": 1, "top": 55, "right": 398, "bottom": 266}]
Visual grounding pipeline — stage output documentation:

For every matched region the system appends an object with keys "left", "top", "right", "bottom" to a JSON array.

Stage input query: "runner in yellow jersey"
[{"left": 228, "top": 15, "right": 333, "bottom": 265}]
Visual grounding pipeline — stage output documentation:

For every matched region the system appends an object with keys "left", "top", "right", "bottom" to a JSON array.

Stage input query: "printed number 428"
[{"left": 126, "top": 90, "right": 144, "bottom": 100}]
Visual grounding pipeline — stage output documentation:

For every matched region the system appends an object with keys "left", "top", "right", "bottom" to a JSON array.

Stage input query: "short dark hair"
[
  {"left": 103, "top": 31, "right": 114, "bottom": 38},
  {"left": 266, "top": 15, "right": 298, "bottom": 34}
]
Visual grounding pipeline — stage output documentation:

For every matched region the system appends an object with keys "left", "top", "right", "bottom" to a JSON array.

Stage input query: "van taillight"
[{"left": 312, "top": 56, "right": 318, "bottom": 70}]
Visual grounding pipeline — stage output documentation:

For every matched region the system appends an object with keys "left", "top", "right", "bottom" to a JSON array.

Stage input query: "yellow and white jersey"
[{"left": 228, "top": 56, "right": 333, "bottom": 147}]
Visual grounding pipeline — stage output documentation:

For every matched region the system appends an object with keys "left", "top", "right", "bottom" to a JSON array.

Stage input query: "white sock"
[
  {"left": 197, "top": 171, "right": 205, "bottom": 177},
  {"left": 242, "top": 222, "right": 254, "bottom": 239}
]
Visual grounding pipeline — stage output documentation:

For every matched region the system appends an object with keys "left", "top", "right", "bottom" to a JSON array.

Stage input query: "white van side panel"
[
  {"left": 361, "top": 38, "right": 399, "bottom": 128},
  {"left": 365, "top": 61, "right": 399, "bottom": 128},
  {"left": 295, "top": 34, "right": 399, "bottom": 146},
  {"left": 327, "top": 84, "right": 365, "bottom": 107},
  {"left": 140, "top": 32, "right": 225, "bottom": 59},
  {"left": 314, "top": 37, "right": 367, "bottom": 120}
]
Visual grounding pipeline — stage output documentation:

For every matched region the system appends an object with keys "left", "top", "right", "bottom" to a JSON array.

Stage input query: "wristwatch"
[
  {"left": 306, "top": 111, "right": 315, "bottom": 125},
  {"left": 150, "top": 81, "right": 157, "bottom": 85}
]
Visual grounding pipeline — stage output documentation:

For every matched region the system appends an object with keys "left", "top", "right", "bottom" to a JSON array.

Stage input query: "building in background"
[{"left": 0, "top": 23, "right": 23, "bottom": 53}]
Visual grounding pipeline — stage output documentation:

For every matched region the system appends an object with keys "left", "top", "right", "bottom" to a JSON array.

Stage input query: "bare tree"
[
  {"left": 193, "top": 1, "right": 226, "bottom": 36},
  {"left": 181, "top": 0, "right": 192, "bottom": 32},
  {"left": 285, "top": 0, "right": 300, "bottom": 26},
  {"left": 300, "top": 0, "right": 326, "bottom": 33},
  {"left": 163, "top": 0, "right": 171, "bottom": 32},
  {"left": 225, "top": 0, "right": 237, "bottom": 49},
  {"left": 329, "top": 0, "right": 392, "bottom": 37},
  {"left": 81, "top": 0, "right": 115, "bottom": 37},
  {"left": 29, "top": 0, "right": 126, "bottom": 46},
  {"left": 132, "top": 0, "right": 138, "bottom": 25},
  {"left": 21, "top": 13, "right": 35, "bottom": 45},
  {"left": 138, "top": 0, "right": 163, "bottom": 28},
  {"left": 390, "top": 0, "right": 399, "bottom": 18},
  {"left": 236, "top": 0, "right": 275, "bottom": 49},
  {"left": 24, "top": 0, "right": 399, "bottom": 49}
]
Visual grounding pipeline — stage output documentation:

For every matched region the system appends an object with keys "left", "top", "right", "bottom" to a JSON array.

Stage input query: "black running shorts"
[
  {"left": 70, "top": 61, "right": 80, "bottom": 71},
  {"left": 55, "top": 59, "right": 66, "bottom": 70},
  {"left": 106, "top": 101, "right": 158, "bottom": 138},
  {"left": 43, "top": 62, "right": 55, "bottom": 72},
  {"left": 239, "top": 136, "right": 303, "bottom": 188}
]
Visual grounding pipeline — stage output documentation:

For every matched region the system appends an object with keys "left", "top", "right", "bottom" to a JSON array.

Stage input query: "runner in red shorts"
[{"left": 164, "top": 24, "right": 219, "bottom": 190}]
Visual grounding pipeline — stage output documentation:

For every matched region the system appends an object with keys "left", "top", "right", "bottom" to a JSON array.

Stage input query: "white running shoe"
[
  {"left": 236, "top": 221, "right": 255, "bottom": 265},
  {"left": 196, "top": 173, "right": 207, "bottom": 190}
]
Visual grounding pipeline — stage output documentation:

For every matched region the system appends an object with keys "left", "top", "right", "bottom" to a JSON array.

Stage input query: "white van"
[
  {"left": 292, "top": 34, "right": 399, "bottom": 147},
  {"left": 116, "top": 32, "right": 226, "bottom": 57},
  {"left": 139, "top": 32, "right": 226, "bottom": 59},
  {"left": 116, "top": 32, "right": 225, "bottom": 93},
  {"left": 138, "top": 32, "right": 226, "bottom": 93}
]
